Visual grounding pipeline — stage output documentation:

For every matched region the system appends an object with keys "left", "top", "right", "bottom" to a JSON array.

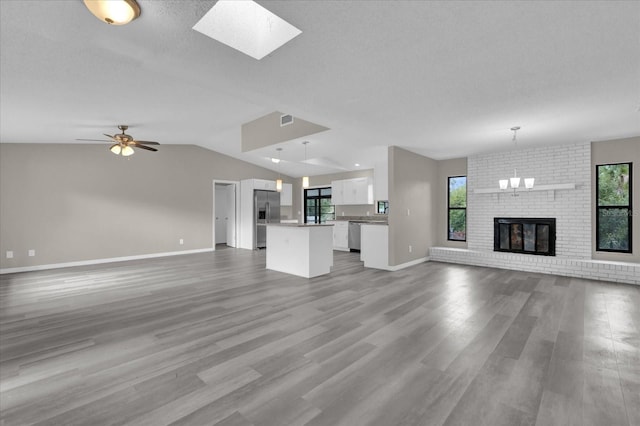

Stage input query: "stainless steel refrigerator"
[{"left": 255, "top": 190, "right": 280, "bottom": 249}]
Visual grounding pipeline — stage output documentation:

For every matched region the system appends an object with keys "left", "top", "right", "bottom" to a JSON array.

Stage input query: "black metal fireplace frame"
[{"left": 493, "top": 217, "right": 556, "bottom": 256}]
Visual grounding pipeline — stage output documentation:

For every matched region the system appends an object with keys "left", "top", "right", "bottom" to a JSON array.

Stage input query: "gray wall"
[
  {"left": 591, "top": 136, "right": 640, "bottom": 263},
  {"left": 436, "top": 157, "right": 468, "bottom": 247},
  {"left": 0, "top": 143, "right": 288, "bottom": 269},
  {"left": 388, "top": 146, "right": 437, "bottom": 266}
]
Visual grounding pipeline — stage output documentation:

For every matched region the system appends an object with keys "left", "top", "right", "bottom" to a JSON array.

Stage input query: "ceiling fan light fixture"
[
  {"left": 110, "top": 144, "right": 122, "bottom": 155},
  {"left": 83, "top": 0, "right": 141, "bottom": 25},
  {"left": 121, "top": 145, "right": 135, "bottom": 156}
]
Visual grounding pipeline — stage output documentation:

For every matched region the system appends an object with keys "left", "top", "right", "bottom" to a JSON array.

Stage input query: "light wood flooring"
[{"left": 1, "top": 249, "right": 639, "bottom": 426}]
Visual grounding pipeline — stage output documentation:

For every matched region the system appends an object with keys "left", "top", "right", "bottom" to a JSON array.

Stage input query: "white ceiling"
[{"left": 1, "top": 0, "right": 638, "bottom": 177}]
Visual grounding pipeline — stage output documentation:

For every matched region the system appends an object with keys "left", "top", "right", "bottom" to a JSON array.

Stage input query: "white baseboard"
[
  {"left": 379, "top": 256, "right": 429, "bottom": 271},
  {"left": 0, "top": 248, "right": 215, "bottom": 275}
]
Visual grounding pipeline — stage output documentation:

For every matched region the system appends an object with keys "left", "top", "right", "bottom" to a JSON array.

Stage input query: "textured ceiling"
[{"left": 1, "top": 0, "right": 638, "bottom": 177}]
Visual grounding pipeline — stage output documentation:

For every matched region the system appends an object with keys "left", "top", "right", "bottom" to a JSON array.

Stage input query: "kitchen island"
[
  {"left": 266, "top": 223, "right": 334, "bottom": 278},
  {"left": 361, "top": 223, "right": 390, "bottom": 270}
]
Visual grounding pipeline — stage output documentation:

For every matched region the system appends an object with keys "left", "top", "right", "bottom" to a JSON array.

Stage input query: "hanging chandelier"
[{"left": 499, "top": 127, "right": 534, "bottom": 196}]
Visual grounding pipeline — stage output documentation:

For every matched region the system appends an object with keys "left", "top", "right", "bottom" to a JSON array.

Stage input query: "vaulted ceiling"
[{"left": 1, "top": 1, "right": 638, "bottom": 177}]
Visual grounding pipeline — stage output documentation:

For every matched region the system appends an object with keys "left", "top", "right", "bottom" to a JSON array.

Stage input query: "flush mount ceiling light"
[
  {"left": 83, "top": 0, "right": 141, "bottom": 25},
  {"left": 192, "top": 0, "right": 302, "bottom": 60},
  {"left": 499, "top": 127, "right": 534, "bottom": 196}
]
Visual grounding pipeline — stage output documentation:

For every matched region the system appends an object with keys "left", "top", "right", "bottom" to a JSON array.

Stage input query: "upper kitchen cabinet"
[
  {"left": 331, "top": 177, "right": 373, "bottom": 205},
  {"left": 252, "top": 179, "right": 277, "bottom": 191},
  {"left": 280, "top": 183, "right": 293, "bottom": 206}
]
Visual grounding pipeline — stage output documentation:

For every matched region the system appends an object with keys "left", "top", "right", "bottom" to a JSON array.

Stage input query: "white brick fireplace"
[{"left": 431, "top": 142, "right": 640, "bottom": 285}]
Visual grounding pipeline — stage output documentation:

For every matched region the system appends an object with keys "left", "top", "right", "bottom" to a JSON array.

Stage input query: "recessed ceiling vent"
[{"left": 280, "top": 114, "right": 294, "bottom": 127}]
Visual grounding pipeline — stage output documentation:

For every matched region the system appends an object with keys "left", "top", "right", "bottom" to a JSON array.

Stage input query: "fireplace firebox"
[{"left": 494, "top": 218, "right": 556, "bottom": 256}]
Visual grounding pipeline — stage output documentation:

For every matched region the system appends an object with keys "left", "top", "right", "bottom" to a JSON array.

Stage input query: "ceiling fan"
[{"left": 77, "top": 125, "right": 160, "bottom": 156}]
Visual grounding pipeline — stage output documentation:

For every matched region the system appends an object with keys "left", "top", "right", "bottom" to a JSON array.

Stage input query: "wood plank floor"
[{"left": 1, "top": 249, "right": 638, "bottom": 426}]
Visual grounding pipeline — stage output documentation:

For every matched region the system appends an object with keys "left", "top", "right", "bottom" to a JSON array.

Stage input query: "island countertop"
[{"left": 265, "top": 223, "right": 334, "bottom": 227}]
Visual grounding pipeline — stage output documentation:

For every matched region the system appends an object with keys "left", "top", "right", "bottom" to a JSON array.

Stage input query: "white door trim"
[{"left": 213, "top": 180, "right": 240, "bottom": 250}]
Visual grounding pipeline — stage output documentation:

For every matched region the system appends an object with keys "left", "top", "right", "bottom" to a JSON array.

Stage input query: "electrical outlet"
[
  {"left": 179, "top": 239, "right": 184, "bottom": 245},
  {"left": 28, "top": 249, "right": 35, "bottom": 257},
  {"left": 409, "top": 245, "right": 412, "bottom": 253},
  {"left": 366, "top": 211, "right": 370, "bottom": 216},
  {"left": 407, "top": 209, "right": 410, "bottom": 216},
  {"left": 6, "top": 250, "right": 13, "bottom": 259}
]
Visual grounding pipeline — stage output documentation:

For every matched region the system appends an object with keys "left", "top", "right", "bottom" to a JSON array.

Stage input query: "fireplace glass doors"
[{"left": 494, "top": 218, "right": 556, "bottom": 256}]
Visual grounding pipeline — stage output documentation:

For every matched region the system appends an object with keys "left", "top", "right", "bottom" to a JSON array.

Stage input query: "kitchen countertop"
[{"left": 349, "top": 220, "right": 388, "bottom": 224}]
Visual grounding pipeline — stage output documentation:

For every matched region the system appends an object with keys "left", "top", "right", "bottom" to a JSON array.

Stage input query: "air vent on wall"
[{"left": 280, "top": 114, "right": 294, "bottom": 127}]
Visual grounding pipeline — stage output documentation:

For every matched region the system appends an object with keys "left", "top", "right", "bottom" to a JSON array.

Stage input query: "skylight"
[{"left": 193, "top": 0, "right": 302, "bottom": 60}]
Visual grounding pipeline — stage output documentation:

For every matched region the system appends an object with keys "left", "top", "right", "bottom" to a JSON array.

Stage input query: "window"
[
  {"left": 304, "top": 187, "right": 335, "bottom": 224},
  {"left": 448, "top": 176, "right": 467, "bottom": 241},
  {"left": 597, "top": 163, "right": 632, "bottom": 252}
]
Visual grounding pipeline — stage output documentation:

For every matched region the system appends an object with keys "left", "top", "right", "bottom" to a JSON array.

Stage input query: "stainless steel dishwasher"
[{"left": 348, "top": 221, "right": 361, "bottom": 251}]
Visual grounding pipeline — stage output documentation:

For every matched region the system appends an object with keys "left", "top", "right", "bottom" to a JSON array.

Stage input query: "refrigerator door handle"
[{"left": 266, "top": 202, "right": 270, "bottom": 224}]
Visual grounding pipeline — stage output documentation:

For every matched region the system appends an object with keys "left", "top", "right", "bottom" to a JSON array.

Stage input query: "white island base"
[
  {"left": 266, "top": 224, "right": 334, "bottom": 278},
  {"left": 361, "top": 224, "right": 390, "bottom": 270}
]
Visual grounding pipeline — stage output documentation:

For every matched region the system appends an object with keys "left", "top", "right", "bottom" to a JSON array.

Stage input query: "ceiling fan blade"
[
  {"left": 132, "top": 143, "right": 158, "bottom": 152},
  {"left": 103, "top": 133, "right": 118, "bottom": 141},
  {"left": 133, "top": 140, "right": 160, "bottom": 145},
  {"left": 76, "top": 138, "right": 111, "bottom": 142}
]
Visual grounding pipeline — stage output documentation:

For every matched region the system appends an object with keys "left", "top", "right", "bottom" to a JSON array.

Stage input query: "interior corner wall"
[
  {"left": 0, "top": 143, "right": 286, "bottom": 270},
  {"left": 436, "top": 157, "right": 468, "bottom": 247},
  {"left": 591, "top": 136, "right": 640, "bottom": 263},
  {"left": 388, "top": 146, "right": 437, "bottom": 266}
]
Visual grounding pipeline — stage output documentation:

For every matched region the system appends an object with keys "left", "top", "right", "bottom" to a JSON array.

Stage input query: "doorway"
[{"left": 213, "top": 181, "right": 239, "bottom": 249}]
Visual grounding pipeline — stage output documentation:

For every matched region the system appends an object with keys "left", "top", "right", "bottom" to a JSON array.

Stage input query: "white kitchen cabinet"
[
  {"left": 330, "top": 177, "right": 373, "bottom": 205},
  {"left": 280, "top": 183, "right": 292, "bottom": 206},
  {"left": 352, "top": 177, "right": 373, "bottom": 205},
  {"left": 332, "top": 221, "right": 349, "bottom": 251},
  {"left": 331, "top": 180, "right": 344, "bottom": 205},
  {"left": 266, "top": 224, "right": 334, "bottom": 278},
  {"left": 253, "top": 179, "right": 276, "bottom": 191}
]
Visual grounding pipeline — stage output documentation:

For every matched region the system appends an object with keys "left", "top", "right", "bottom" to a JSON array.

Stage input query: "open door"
[
  {"left": 215, "top": 185, "right": 227, "bottom": 245},
  {"left": 226, "top": 184, "right": 236, "bottom": 247},
  {"left": 213, "top": 180, "right": 238, "bottom": 249}
]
